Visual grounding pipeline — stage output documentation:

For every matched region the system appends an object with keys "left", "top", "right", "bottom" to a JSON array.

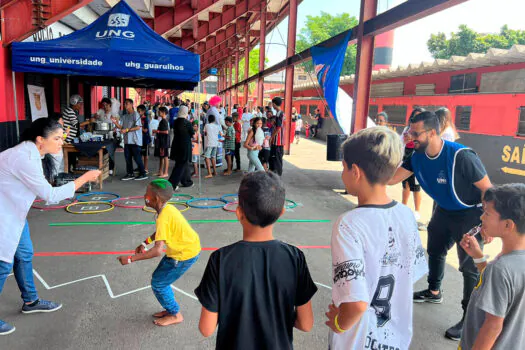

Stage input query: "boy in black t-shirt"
[{"left": 195, "top": 171, "right": 317, "bottom": 349}]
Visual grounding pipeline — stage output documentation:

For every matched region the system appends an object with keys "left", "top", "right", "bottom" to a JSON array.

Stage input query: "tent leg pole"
[
  {"left": 66, "top": 75, "right": 70, "bottom": 100},
  {"left": 12, "top": 71, "right": 20, "bottom": 142},
  {"left": 197, "top": 82, "right": 202, "bottom": 196}
]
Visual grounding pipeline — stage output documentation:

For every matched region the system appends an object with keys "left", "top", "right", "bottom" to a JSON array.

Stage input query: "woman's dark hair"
[
  {"left": 49, "top": 112, "right": 63, "bottom": 123},
  {"left": 408, "top": 107, "right": 425, "bottom": 123},
  {"left": 251, "top": 117, "right": 262, "bottom": 134},
  {"left": 21, "top": 118, "right": 63, "bottom": 183}
]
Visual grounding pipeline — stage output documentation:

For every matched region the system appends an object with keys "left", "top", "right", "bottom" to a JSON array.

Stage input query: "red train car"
[{"left": 271, "top": 45, "right": 525, "bottom": 184}]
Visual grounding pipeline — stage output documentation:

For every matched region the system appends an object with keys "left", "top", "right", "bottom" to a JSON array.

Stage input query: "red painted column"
[
  {"left": 283, "top": 0, "right": 298, "bottom": 155},
  {"left": 228, "top": 58, "right": 233, "bottom": 113},
  {"left": 257, "top": 4, "right": 267, "bottom": 108},
  {"left": 235, "top": 52, "right": 240, "bottom": 105},
  {"left": 243, "top": 32, "right": 250, "bottom": 108},
  {"left": 352, "top": 0, "right": 378, "bottom": 133}
]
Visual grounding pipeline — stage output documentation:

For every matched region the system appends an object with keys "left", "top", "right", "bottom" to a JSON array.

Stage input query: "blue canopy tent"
[{"left": 11, "top": 0, "right": 200, "bottom": 90}]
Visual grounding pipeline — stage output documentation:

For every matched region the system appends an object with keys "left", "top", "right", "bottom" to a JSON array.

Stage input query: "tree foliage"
[
  {"left": 296, "top": 12, "right": 358, "bottom": 75},
  {"left": 428, "top": 25, "right": 525, "bottom": 59},
  {"left": 235, "top": 48, "right": 267, "bottom": 93}
]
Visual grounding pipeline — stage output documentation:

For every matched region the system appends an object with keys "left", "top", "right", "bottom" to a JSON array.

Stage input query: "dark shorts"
[
  {"left": 141, "top": 144, "right": 149, "bottom": 156},
  {"left": 259, "top": 149, "right": 271, "bottom": 163},
  {"left": 295, "top": 131, "right": 300, "bottom": 136},
  {"left": 225, "top": 149, "right": 235, "bottom": 156},
  {"left": 402, "top": 174, "right": 421, "bottom": 192}
]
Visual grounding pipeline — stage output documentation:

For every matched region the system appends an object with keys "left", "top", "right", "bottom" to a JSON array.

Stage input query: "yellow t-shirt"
[{"left": 155, "top": 204, "right": 201, "bottom": 261}]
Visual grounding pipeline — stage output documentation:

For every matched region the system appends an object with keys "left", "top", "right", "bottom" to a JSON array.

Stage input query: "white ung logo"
[{"left": 108, "top": 14, "right": 130, "bottom": 27}]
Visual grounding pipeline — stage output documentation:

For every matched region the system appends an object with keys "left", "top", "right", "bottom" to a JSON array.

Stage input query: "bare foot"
[
  {"left": 159, "top": 174, "right": 169, "bottom": 178},
  {"left": 153, "top": 310, "right": 169, "bottom": 318},
  {"left": 223, "top": 172, "right": 232, "bottom": 176},
  {"left": 153, "top": 313, "right": 184, "bottom": 326},
  {"left": 154, "top": 173, "right": 162, "bottom": 177},
  {"left": 205, "top": 174, "right": 213, "bottom": 179}
]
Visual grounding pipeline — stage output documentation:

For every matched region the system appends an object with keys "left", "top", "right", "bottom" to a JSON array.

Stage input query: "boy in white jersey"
[{"left": 326, "top": 127, "right": 428, "bottom": 350}]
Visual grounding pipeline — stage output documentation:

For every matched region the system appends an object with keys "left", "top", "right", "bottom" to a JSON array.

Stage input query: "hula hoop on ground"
[
  {"left": 143, "top": 202, "right": 190, "bottom": 213},
  {"left": 285, "top": 199, "right": 298, "bottom": 209},
  {"left": 187, "top": 198, "right": 228, "bottom": 209},
  {"left": 66, "top": 201, "right": 115, "bottom": 214},
  {"left": 112, "top": 196, "right": 144, "bottom": 209},
  {"left": 77, "top": 192, "right": 121, "bottom": 203},
  {"left": 223, "top": 201, "right": 238, "bottom": 212},
  {"left": 220, "top": 194, "right": 238, "bottom": 203},
  {"left": 32, "top": 198, "right": 76, "bottom": 211},
  {"left": 170, "top": 193, "right": 194, "bottom": 204}
]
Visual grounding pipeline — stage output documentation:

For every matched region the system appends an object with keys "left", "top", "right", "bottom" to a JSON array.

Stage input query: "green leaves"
[
  {"left": 428, "top": 24, "right": 525, "bottom": 59},
  {"left": 296, "top": 12, "right": 358, "bottom": 76}
]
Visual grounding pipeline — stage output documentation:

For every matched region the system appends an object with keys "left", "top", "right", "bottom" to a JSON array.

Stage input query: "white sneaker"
[
  {"left": 109, "top": 170, "right": 113, "bottom": 176},
  {"left": 414, "top": 211, "right": 421, "bottom": 221}
]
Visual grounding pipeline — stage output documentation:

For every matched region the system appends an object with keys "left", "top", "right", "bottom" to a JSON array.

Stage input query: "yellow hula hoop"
[
  {"left": 66, "top": 201, "right": 115, "bottom": 214},
  {"left": 143, "top": 202, "right": 190, "bottom": 214}
]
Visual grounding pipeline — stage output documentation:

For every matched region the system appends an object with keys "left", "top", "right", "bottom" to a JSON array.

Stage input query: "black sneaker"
[
  {"left": 121, "top": 174, "right": 135, "bottom": 181},
  {"left": 134, "top": 174, "right": 148, "bottom": 181},
  {"left": 413, "top": 289, "right": 443, "bottom": 303},
  {"left": 445, "top": 316, "right": 464, "bottom": 341}
]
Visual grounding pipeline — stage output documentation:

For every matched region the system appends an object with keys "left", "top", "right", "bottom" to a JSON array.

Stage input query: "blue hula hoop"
[
  {"left": 220, "top": 194, "right": 239, "bottom": 203},
  {"left": 76, "top": 192, "right": 121, "bottom": 203},
  {"left": 187, "top": 197, "right": 228, "bottom": 209}
]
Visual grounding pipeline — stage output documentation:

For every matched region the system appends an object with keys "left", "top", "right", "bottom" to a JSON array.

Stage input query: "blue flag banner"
[
  {"left": 12, "top": 0, "right": 200, "bottom": 88},
  {"left": 310, "top": 30, "right": 353, "bottom": 134}
]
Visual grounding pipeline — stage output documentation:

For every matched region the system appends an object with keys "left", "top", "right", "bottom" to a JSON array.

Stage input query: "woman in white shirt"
[
  {"left": 435, "top": 107, "right": 459, "bottom": 142},
  {"left": 93, "top": 98, "right": 119, "bottom": 175},
  {"left": 0, "top": 118, "right": 100, "bottom": 335},
  {"left": 243, "top": 117, "right": 265, "bottom": 172}
]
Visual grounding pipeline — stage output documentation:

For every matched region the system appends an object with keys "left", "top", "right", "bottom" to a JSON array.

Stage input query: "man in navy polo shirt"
[{"left": 389, "top": 111, "right": 493, "bottom": 341}]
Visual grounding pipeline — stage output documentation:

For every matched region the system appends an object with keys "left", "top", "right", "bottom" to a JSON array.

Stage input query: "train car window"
[
  {"left": 450, "top": 73, "right": 477, "bottom": 94},
  {"left": 518, "top": 107, "right": 525, "bottom": 136},
  {"left": 368, "top": 105, "right": 379, "bottom": 119},
  {"left": 300, "top": 105, "right": 307, "bottom": 115},
  {"left": 324, "top": 105, "right": 330, "bottom": 118},
  {"left": 382, "top": 105, "right": 407, "bottom": 125},
  {"left": 455, "top": 106, "right": 472, "bottom": 131},
  {"left": 309, "top": 105, "right": 317, "bottom": 116}
]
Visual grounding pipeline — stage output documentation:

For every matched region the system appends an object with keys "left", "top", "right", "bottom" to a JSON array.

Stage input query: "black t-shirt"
[
  {"left": 195, "top": 240, "right": 318, "bottom": 350},
  {"left": 156, "top": 118, "right": 170, "bottom": 149},
  {"left": 402, "top": 148, "right": 487, "bottom": 206}
]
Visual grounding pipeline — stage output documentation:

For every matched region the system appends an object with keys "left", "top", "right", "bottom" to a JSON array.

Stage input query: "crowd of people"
[{"left": 1, "top": 98, "right": 524, "bottom": 350}]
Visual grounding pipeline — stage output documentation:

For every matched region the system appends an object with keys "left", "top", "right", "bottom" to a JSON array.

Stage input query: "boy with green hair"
[{"left": 117, "top": 179, "right": 201, "bottom": 326}]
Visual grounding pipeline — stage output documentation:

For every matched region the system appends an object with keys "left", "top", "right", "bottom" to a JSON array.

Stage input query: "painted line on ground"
[
  {"left": 21, "top": 269, "right": 198, "bottom": 301},
  {"left": 34, "top": 246, "right": 330, "bottom": 257},
  {"left": 49, "top": 219, "right": 331, "bottom": 227}
]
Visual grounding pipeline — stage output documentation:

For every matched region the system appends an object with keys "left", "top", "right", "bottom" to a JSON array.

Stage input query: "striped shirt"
[
  {"left": 62, "top": 107, "right": 79, "bottom": 143},
  {"left": 272, "top": 110, "right": 284, "bottom": 147}
]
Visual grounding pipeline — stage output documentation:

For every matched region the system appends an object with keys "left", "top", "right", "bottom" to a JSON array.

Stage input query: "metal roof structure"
[
  {"left": 266, "top": 44, "right": 525, "bottom": 93},
  {"left": 2, "top": 0, "right": 293, "bottom": 79}
]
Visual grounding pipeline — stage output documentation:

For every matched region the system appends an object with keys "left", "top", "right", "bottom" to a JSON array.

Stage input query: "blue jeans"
[
  {"left": 0, "top": 221, "right": 38, "bottom": 303},
  {"left": 151, "top": 255, "right": 198, "bottom": 315},
  {"left": 247, "top": 149, "right": 264, "bottom": 172},
  {"left": 124, "top": 144, "right": 145, "bottom": 175}
]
